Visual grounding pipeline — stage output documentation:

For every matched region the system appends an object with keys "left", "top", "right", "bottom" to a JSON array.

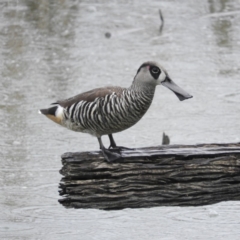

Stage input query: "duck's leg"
[
  {"left": 108, "top": 134, "right": 117, "bottom": 148},
  {"left": 97, "top": 137, "right": 121, "bottom": 162},
  {"left": 108, "top": 134, "right": 134, "bottom": 151}
]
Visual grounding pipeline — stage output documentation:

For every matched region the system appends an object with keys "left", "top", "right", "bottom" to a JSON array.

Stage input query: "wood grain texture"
[{"left": 59, "top": 143, "right": 240, "bottom": 210}]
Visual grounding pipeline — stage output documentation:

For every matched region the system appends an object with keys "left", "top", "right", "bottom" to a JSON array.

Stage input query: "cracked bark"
[{"left": 59, "top": 143, "right": 240, "bottom": 210}]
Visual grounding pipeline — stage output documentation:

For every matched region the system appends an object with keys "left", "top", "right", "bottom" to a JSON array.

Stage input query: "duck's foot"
[
  {"left": 109, "top": 146, "right": 134, "bottom": 151},
  {"left": 107, "top": 134, "right": 134, "bottom": 151},
  {"left": 101, "top": 148, "right": 122, "bottom": 162}
]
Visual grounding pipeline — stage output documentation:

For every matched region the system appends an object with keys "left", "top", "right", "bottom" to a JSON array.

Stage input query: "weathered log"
[{"left": 59, "top": 143, "right": 240, "bottom": 210}]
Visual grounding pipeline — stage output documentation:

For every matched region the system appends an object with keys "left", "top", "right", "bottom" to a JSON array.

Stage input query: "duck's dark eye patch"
[{"left": 150, "top": 66, "right": 161, "bottom": 79}]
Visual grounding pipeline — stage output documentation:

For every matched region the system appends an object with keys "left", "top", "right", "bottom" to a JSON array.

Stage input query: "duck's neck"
[{"left": 129, "top": 81, "right": 156, "bottom": 100}]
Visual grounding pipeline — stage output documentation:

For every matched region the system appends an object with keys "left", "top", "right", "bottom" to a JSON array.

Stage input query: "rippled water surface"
[{"left": 1, "top": 0, "right": 240, "bottom": 239}]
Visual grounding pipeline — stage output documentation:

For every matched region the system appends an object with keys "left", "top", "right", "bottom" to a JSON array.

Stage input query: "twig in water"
[{"left": 159, "top": 9, "right": 164, "bottom": 33}]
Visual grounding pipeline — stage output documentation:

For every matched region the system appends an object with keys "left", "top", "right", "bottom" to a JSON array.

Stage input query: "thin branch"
[{"left": 159, "top": 9, "right": 164, "bottom": 33}]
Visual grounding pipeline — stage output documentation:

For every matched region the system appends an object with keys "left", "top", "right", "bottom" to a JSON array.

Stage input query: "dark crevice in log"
[{"left": 58, "top": 143, "right": 240, "bottom": 210}]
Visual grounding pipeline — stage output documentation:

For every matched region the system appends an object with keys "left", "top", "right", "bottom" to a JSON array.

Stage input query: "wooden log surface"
[{"left": 59, "top": 143, "right": 240, "bottom": 210}]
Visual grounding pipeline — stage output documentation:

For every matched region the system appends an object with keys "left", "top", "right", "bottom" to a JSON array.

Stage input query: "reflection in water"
[
  {"left": 207, "top": 0, "right": 240, "bottom": 84},
  {"left": 208, "top": 0, "right": 227, "bottom": 13},
  {"left": 208, "top": 0, "right": 233, "bottom": 47},
  {"left": 24, "top": 0, "right": 79, "bottom": 98},
  {"left": 0, "top": 1, "right": 29, "bottom": 190},
  {"left": 2, "top": 21, "right": 27, "bottom": 80}
]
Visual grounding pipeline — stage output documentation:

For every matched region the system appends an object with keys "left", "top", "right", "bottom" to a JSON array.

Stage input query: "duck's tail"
[{"left": 39, "top": 105, "right": 64, "bottom": 125}]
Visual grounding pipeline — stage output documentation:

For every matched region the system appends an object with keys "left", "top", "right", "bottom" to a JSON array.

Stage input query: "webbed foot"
[
  {"left": 109, "top": 146, "right": 134, "bottom": 151},
  {"left": 108, "top": 134, "right": 134, "bottom": 151},
  {"left": 101, "top": 148, "right": 122, "bottom": 162}
]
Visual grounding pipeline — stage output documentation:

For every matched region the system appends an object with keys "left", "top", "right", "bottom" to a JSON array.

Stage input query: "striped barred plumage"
[
  {"left": 63, "top": 89, "right": 154, "bottom": 136},
  {"left": 39, "top": 61, "right": 192, "bottom": 162}
]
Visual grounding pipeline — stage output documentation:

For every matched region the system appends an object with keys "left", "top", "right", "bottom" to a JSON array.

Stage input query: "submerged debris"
[{"left": 162, "top": 132, "right": 170, "bottom": 145}]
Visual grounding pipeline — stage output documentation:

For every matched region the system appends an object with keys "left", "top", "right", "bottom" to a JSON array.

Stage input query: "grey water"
[{"left": 0, "top": 0, "right": 240, "bottom": 239}]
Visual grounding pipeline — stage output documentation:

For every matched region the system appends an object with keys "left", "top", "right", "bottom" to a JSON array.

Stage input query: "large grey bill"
[{"left": 161, "top": 77, "right": 193, "bottom": 101}]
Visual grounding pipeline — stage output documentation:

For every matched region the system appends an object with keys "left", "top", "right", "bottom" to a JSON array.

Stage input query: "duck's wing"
[
  {"left": 53, "top": 86, "right": 125, "bottom": 108},
  {"left": 39, "top": 86, "right": 125, "bottom": 124}
]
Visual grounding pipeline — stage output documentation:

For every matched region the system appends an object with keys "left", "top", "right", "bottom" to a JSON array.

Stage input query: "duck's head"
[{"left": 134, "top": 61, "right": 193, "bottom": 101}]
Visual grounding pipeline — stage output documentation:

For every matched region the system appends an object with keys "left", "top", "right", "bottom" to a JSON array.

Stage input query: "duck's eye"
[
  {"left": 151, "top": 67, "right": 160, "bottom": 74},
  {"left": 150, "top": 66, "right": 161, "bottom": 79}
]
